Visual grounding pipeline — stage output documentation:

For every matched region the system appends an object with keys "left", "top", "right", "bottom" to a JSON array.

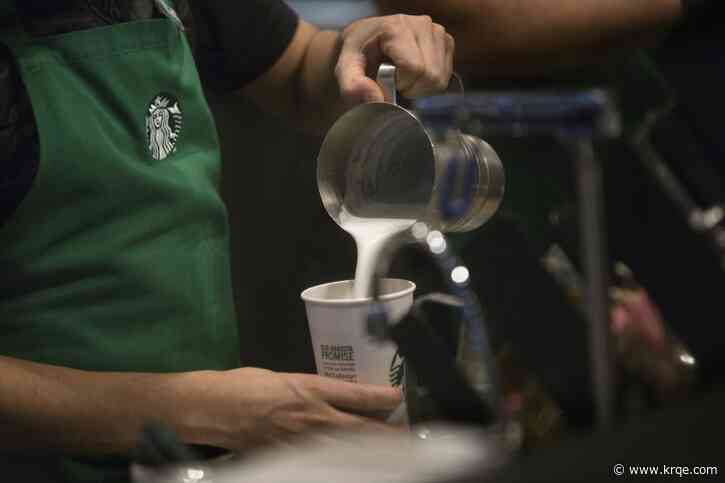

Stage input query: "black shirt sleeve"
[
  {"left": 680, "top": 0, "right": 720, "bottom": 17},
  {"left": 189, "top": 0, "right": 300, "bottom": 92}
]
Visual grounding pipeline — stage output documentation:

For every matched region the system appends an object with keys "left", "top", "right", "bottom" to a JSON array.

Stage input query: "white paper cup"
[{"left": 301, "top": 279, "right": 415, "bottom": 387}]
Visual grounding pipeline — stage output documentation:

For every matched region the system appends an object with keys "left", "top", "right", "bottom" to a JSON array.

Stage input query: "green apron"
[{"left": 0, "top": 2, "right": 240, "bottom": 481}]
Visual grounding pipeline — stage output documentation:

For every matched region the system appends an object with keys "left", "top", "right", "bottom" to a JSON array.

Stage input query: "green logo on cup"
[{"left": 389, "top": 350, "right": 405, "bottom": 387}]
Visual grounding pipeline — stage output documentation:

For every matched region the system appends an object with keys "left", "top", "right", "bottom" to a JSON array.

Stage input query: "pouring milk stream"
[
  {"left": 318, "top": 63, "right": 504, "bottom": 298},
  {"left": 339, "top": 210, "right": 415, "bottom": 298}
]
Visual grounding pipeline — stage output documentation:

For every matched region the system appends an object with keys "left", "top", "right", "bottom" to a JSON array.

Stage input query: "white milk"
[{"left": 339, "top": 210, "right": 415, "bottom": 298}]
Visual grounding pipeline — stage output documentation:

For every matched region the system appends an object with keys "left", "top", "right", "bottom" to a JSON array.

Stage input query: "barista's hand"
[
  {"left": 191, "top": 368, "right": 402, "bottom": 451},
  {"left": 336, "top": 15, "right": 455, "bottom": 105}
]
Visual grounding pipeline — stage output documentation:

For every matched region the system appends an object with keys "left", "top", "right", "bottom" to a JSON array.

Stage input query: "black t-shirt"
[
  {"left": 188, "top": 0, "right": 299, "bottom": 90},
  {"left": 0, "top": 0, "right": 299, "bottom": 224}
]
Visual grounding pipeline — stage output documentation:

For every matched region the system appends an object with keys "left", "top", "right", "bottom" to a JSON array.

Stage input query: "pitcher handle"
[
  {"left": 377, "top": 63, "right": 466, "bottom": 107},
  {"left": 376, "top": 63, "right": 398, "bottom": 105}
]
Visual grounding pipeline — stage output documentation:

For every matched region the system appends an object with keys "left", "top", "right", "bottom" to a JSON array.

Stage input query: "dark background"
[{"left": 213, "top": 97, "right": 338, "bottom": 374}]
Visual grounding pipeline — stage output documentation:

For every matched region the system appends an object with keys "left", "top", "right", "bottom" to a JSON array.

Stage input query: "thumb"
[{"left": 335, "top": 51, "right": 385, "bottom": 106}]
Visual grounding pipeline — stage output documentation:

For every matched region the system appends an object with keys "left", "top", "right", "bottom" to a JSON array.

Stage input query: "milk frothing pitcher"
[{"left": 317, "top": 63, "right": 505, "bottom": 233}]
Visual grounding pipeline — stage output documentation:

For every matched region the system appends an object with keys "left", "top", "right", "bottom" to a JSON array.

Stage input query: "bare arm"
[
  {"left": 0, "top": 356, "right": 400, "bottom": 455},
  {"left": 242, "top": 16, "right": 455, "bottom": 131},
  {"left": 0, "top": 356, "right": 197, "bottom": 454},
  {"left": 376, "top": 0, "right": 683, "bottom": 77}
]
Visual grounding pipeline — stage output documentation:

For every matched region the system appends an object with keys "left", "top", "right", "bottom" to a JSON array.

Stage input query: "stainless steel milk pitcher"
[{"left": 317, "top": 63, "right": 505, "bottom": 233}]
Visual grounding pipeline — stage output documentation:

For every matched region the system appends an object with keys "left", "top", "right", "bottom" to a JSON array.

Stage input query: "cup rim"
[{"left": 301, "top": 279, "right": 416, "bottom": 306}]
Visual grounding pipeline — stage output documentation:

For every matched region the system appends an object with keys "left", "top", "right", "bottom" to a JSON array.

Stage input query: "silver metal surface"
[
  {"left": 376, "top": 63, "right": 398, "bottom": 105},
  {"left": 318, "top": 101, "right": 435, "bottom": 223},
  {"left": 139, "top": 425, "right": 512, "bottom": 483},
  {"left": 438, "top": 135, "right": 505, "bottom": 233},
  {"left": 573, "top": 139, "right": 616, "bottom": 429},
  {"left": 318, "top": 64, "right": 505, "bottom": 233}
]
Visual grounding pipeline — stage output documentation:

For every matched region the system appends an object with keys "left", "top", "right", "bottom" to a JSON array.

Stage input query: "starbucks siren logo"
[
  {"left": 389, "top": 350, "right": 405, "bottom": 387},
  {"left": 146, "top": 94, "right": 183, "bottom": 161}
]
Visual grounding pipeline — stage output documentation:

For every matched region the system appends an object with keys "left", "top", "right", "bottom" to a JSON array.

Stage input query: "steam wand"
[{"left": 367, "top": 224, "right": 502, "bottom": 427}]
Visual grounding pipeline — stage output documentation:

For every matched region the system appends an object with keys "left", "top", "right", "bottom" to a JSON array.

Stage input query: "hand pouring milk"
[{"left": 309, "top": 62, "right": 504, "bottom": 416}]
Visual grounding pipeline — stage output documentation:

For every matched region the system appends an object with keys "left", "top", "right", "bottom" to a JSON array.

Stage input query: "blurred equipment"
[
  {"left": 132, "top": 386, "right": 725, "bottom": 483},
  {"left": 542, "top": 247, "right": 697, "bottom": 404},
  {"left": 136, "top": 425, "right": 513, "bottom": 483},
  {"left": 413, "top": 91, "right": 622, "bottom": 429},
  {"left": 368, "top": 226, "right": 564, "bottom": 448},
  {"left": 320, "top": 65, "right": 624, "bottom": 431},
  {"left": 631, "top": 96, "right": 725, "bottom": 270},
  {"left": 355, "top": 89, "right": 621, "bottom": 430},
  {"left": 368, "top": 226, "right": 502, "bottom": 428},
  {"left": 475, "top": 386, "right": 725, "bottom": 483},
  {"left": 134, "top": 424, "right": 201, "bottom": 467}
]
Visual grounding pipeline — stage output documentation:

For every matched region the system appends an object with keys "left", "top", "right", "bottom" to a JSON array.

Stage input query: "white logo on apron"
[{"left": 146, "top": 94, "right": 183, "bottom": 161}]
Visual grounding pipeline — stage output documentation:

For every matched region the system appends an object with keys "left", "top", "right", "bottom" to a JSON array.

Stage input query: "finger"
[
  {"left": 303, "top": 374, "right": 402, "bottom": 413},
  {"left": 404, "top": 16, "right": 441, "bottom": 97},
  {"left": 336, "top": 19, "right": 388, "bottom": 104},
  {"left": 432, "top": 23, "right": 448, "bottom": 77},
  {"left": 397, "top": 20, "right": 453, "bottom": 97},
  {"left": 329, "top": 409, "right": 405, "bottom": 435},
  {"left": 335, "top": 48, "right": 385, "bottom": 105},
  {"left": 377, "top": 17, "right": 426, "bottom": 97},
  {"left": 441, "top": 29, "right": 456, "bottom": 88},
  {"left": 429, "top": 23, "right": 451, "bottom": 91},
  {"left": 325, "top": 381, "right": 402, "bottom": 414}
]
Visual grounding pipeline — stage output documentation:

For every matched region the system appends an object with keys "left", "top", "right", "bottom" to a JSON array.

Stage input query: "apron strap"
[{"left": 2, "top": 2, "right": 184, "bottom": 39}]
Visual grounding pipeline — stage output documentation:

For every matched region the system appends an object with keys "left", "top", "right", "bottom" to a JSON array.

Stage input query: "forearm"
[
  {"left": 297, "top": 29, "right": 348, "bottom": 132},
  {"left": 378, "top": 0, "right": 683, "bottom": 76},
  {"left": 242, "top": 21, "right": 345, "bottom": 133},
  {"left": 0, "top": 356, "right": 213, "bottom": 455},
  {"left": 243, "top": 14, "right": 454, "bottom": 133},
  {"left": 0, "top": 353, "right": 403, "bottom": 456}
]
